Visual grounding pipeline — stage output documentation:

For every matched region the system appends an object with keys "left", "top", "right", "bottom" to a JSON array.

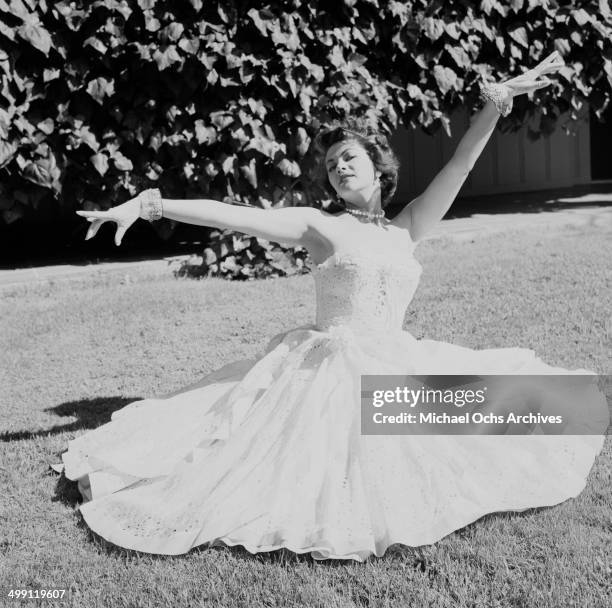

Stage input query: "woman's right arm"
[
  {"left": 161, "top": 197, "right": 318, "bottom": 247},
  {"left": 77, "top": 194, "right": 321, "bottom": 249}
]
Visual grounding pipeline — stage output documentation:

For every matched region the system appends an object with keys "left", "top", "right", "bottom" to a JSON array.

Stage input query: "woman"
[{"left": 54, "top": 51, "right": 608, "bottom": 561}]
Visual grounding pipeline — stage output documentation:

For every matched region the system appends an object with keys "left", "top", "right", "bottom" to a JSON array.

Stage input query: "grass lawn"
[{"left": 1, "top": 224, "right": 610, "bottom": 608}]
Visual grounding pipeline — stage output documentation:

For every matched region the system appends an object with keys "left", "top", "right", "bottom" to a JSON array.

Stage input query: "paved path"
[
  {"left": 426, "top": 202, "right": 612, "bottom": 241},
  {"left": 2, "top": 191, "right": 611, "bottom": 290}
]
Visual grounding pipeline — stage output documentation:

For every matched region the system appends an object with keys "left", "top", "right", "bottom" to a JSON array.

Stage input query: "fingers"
[
  {"left": 76, "top": 210, "right": 108, "bottom": 219},
  {"left": 115, "top": 223, "right": 129, "bottom": 247},
  {"left": 85, "top": 219, "right": 104, "bottom": 241},
  {"left": 505, "top": 79, "right": 551, "bottom": 99},
  {"left": 533, "top": 52, "right": 564, "bottom": 76}
]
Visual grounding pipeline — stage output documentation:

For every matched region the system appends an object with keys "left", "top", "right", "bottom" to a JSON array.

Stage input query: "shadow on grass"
[
  {"left": 52, "top": 470, "right": 83, "bottom": 509},
  {"left": 0, "top": 396, "right": 138, "bottom": 442}
]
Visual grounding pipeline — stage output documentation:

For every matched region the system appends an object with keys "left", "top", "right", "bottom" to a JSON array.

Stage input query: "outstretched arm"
[
  {"left": 391, "top": 100, "right": 502, "bottom": 242},
  {"left": 77, "top": 195, "right": 319, "bottom": 248},
  {"left": 160, "top": 198, "right": 315, "bottom": 247}
]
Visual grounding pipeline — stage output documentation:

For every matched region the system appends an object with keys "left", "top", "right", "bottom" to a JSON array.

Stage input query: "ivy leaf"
[
  {"left": 0, "top": 140, "right": 17, "bottom": 168},
  {"left": 445, "top": 45, "right": 470, "bottom": 69},
  {"left": 495, "top": 36, "right": 505, "bottom": 55},
  {"left": 206, "top": 68, "right": 218, "bottom": 84},
  {"left": 70, "top": 125, "right": 99, "bottom": 151},
  {"left": 444, "top": 22, "right": 460, "bottom": 39},
  {"left": 36, "top": 119, "right": 54, "bottom": 135},
  {"left": 209, "top": 111, "right": 234, "bottom": 130},
  {"left": 0, "top": 20, "right": 15, "bottom": 41},
  {"left": 178, "top": 38, "right": 200, "bottom": 54},
  {"left": 220, "top": 154, "right": 236, "bottom": 174},
  {"left": 7, "top": 0, "right": 28, "bottom": 18},
  {"left": 554, "top": 39, "right": 571, "bottom": 57},
  {"left": 246, "top": 136, "right": 282, "bottom": 159},
  {"left": 571, "top": 9, "right": 591, "bottom": 27},
  {"left": 161, "top": 22, "right": 184, "bottom": 42},
  {"left": 90, "top": 153, "right": 109, "bottom": 176},
  {"left": 219, "top": 75, "right": 239, "bottom": 87},
  {"left": 590, "top": 20, "right": 610, "bottom": 39},
  {"left": 199, "top": 53, "right": 216, "bottom": 70},
  {"left": 84, "top": 36, "right": 108, "bottom": 54},
  {"left": 239, "top": 62, "right": 255, "bottom": 84},
  {"left": 144, "top": 12, "right": 161, "bottom": 32},
  {"left": 602, "top": 58, "right": 612, "bottom": 88},
  {"left": 569, "top": 31, "right": 582, "bottom": 46},
  {"left": 433, "top": 65, "right": 458, "bottom": 95},
  {"left": 23, "top": 153, "right": 60, "bottom": 189},
  {"left": 246, "top": 98, "right": 266, "bottom": 120},
  {"left": 482, "top": 0, "right": 508, "bottom": 16},
  {"left": 509, "top": 27, "right": 528, "bottom": 48},
  {"left": 153, "top": 46, "right": 182, "bottom": 70},
  {"left": 299, "top": 89, "right": 313, "bottom": 115},
  {"left": 296, "top": 127, "right": 310, "bottom": 157},
  {"left": 231, "top": 126, "right": 250, "bottom": 146},
  {"left": 112, "top": 150, "right": 133, "bottom": 171},
  {"left": 328, "top": 46, "right": 345, "bottom": 69},
  {"left": 422, "top": 17, "right": 444, "bottom": 42},
  {"left": 204, "top": 160, "right": 219, "bottom": 178},
  {"left": 247, "top": 8, "right": 269, "bottom": 36},
  {"left": 87, "top": 77, "right": 115, "bottom": 104},
  {"left": 17, "top": 17, "right": 52, "bottom": 55},
  {"left": 553, "top": 66, "right": 572, "bottom": 86},
  {"left": 285, "top": 73, "right": 298, "bottom": 97},
  {"left": 194, "top": 120, "right": 217, "bottom": 144},
  {"left": 277, "top": 158, "right": 300, "bottom": 178},
  {"left": 510, "top": 43, "right": 523, "bottom": 60},
  {"left": 240, "top": 157, "right": 257, "bottom": 188},
  {"left": 106, "top": 0, "right": 132, "bottom": 20}
]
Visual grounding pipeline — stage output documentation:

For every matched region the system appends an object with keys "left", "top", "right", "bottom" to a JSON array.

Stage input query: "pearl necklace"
[{"left": 345, "top": 207, "right": 386, "bottom": 221}]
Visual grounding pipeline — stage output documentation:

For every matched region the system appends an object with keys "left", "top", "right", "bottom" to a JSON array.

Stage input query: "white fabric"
[{"left": 55, "top": 246, "right": 608, "bottom": 560}]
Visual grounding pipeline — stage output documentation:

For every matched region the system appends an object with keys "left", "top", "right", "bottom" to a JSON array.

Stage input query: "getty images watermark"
[{"left": 360, "top": 375, "right": 611, "bottom": 435}]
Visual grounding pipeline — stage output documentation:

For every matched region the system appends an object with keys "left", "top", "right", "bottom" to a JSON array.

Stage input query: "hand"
[
  {"left": 502, "top": 51, "right": 565, "bottom": 98},
  {"left": 76, "top": 197, "right": 140, "bottom": 246}
]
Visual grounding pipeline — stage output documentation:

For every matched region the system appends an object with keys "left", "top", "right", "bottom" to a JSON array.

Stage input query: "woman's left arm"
[
  {"left": 393, "top": 51, "right": 564, "bottom": 242},
  {"left": 392, "top": 100, "right": 502, "bottom": 242}
]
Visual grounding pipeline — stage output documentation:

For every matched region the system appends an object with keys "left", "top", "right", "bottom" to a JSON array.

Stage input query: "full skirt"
[{"left": 54, "top": 324, "right": 608, "bottom": 561}]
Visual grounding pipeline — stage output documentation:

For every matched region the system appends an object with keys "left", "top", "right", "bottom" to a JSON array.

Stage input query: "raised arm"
[
  {"left": 392, "top": 51, "right": 563, "bottom": 242},
  {"left": 391, "top": 100, "right": 501, "bottom": 242}
]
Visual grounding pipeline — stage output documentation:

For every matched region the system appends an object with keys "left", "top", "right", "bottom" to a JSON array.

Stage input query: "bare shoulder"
[{"left": 302, "top": 206, "right": 340, "bottom": 225}]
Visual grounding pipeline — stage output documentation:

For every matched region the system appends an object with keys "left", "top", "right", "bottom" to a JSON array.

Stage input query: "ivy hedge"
[{"left": 0, "top": 0, "right": 611, "bottom": 273}]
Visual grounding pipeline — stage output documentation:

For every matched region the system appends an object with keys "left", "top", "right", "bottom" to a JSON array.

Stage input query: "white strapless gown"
[{"left": 53, "top": 247, "right": 608, "bottom": 561}]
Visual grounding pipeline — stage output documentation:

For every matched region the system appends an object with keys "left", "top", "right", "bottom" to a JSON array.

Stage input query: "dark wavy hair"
[{"left": 312, "top": 117, "right": 400, "bottom": 210}]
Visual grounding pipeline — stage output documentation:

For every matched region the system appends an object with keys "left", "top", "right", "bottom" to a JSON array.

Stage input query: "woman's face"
[{"left": 325, "top": 140, "right": 381, "bottom": 207}]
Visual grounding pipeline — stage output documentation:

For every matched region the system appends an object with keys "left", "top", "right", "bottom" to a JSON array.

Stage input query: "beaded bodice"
[{"left": 312, "top": 251, "right": 422, "bottom": 332}]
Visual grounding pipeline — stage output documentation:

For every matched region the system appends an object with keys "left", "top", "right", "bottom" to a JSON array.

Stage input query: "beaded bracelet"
[
  {"left": 138, "top": 188, "right": 163, "bottom": 221},
  {"left": 479, "top": 81, "right": 513, "bottom": 117}
]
